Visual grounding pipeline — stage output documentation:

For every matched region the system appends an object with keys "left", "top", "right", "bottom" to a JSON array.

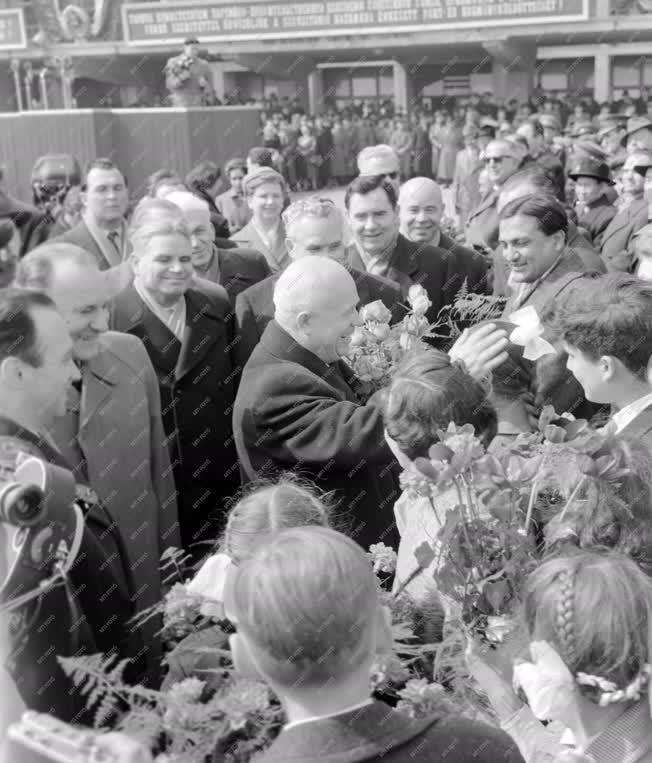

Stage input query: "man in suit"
[
  {"left": 235, "top": 196, "right": 404, "bottom": 365},
  {"left": 567, "top": 156, "right": 617, "bottom": 250},
  {"left": 600, "top": 151, "right": 652, "bottom": 272},
  {"left": 227, "top": 526, "right": 523, "bottom": 763},
  {"left": 164, "top": 190, "right": 271, "bottom": 303},
  {"left": 111, "top": 199, "right": 240, "bottom": 561},
  {"left": 465, "top": 139, "right": 522, "bottom": 251},
  {"left": 164, "top": 37, "right": 215, "bottom": 107},
  {"left": 233, "top": 257, "right": 400, "bottom": 553},
  {"left": 15, "top": 243, "right": 180, "bottom": 685},
  {"left": 344, "top": 175, "right": 488, "bottom": 331},
  {"left": 500, "top": 195, "right": 601, "bottom": 420},
  {"left": 49, "top": 157, "right": 133, "bottom": 292},
  {"left": 0, "top": 288, "right": 137, "bottom": 721},
  {"left": 546, "top": 273, "right": 652, "bottom": 452},
  {"left": 397, "top": 176, "right": 485, "bottom": 292},
  {"left": 491, "top": 166, "right": 605, "bottom": 297}
]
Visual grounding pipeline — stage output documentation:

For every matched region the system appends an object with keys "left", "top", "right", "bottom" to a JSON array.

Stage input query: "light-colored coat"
[
  {"left": 231, "top": 219, "right": 290, "bottom": 273},
  {"left": 48, "top": 331, "right": 180, "bottom": 615}
]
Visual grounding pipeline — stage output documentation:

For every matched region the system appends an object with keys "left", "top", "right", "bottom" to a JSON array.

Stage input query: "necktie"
[{"left": 107, "top": 231, "right": 120, "bottom": 256}]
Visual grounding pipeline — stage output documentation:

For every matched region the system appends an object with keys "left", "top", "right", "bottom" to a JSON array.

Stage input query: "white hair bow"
[
  {"left": 186, "top": 552, "right": 233, "bottom": 619},
  {"left": 508, "top": 306, "right": 557, "bottom": 361}
]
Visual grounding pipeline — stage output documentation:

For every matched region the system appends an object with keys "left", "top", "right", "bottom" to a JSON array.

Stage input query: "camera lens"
[{"left": 0, "top": 484, "right": 46, "bottom": 527}]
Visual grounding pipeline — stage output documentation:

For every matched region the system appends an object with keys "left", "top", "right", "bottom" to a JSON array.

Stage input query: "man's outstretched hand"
[{"left": 449, "top": 323, "right": 509, "bottom": 381}]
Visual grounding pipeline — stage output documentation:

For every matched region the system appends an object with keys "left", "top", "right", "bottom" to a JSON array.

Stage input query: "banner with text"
[
  {"left": 0, "top": 9, "right": 26, "bottom": 50},
  {"left": 123, "top": 0, "right": 589, "bottom": 44}
]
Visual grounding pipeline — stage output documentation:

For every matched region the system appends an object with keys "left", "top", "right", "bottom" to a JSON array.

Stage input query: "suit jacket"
[
  {"left": 576, "top": 195, "right": 617, "bottom": 250},
  {"left": 492, "top": 222, "right": 605, "bottom": 297},
  {"left": 49, "top": 218, "right": 133, "bottom": 293},
  {"left": 346, "top": 233, "right": 489, "bottom": 330},
  {"left": 47, "top": 332, "right": 180, "bottom": 643},
  {"left": 195, "top": 246, "right": 271, "bottom": 304},
  {"left": 234, "top": 265, "right": 405, "bottom": 367},
  {"left": 111, "top": 285, "right": 240, "bottom": 556},
  {"left": 0, "top": 416, "right": 138, "bottom": 720},
  {"left": 233, "top": 320, "right": 400, "bottom": 551},
  {"left": 256, "top": 700, "right": 524, "bottom": 763},
  {"left": 503, "top": 250, "right": 601, "bottom": 420},
  {"left": 465, "top": 190, "right": 499, "bottom": 251},
  {"left": 231, "top": 219, "right": 290, "bottom": 273},
  {"left": 600, "top": 198, "right": 649, "bottom": 272},
  {"left": 0, "top": 191, "right": 46, "bottom": 256}
]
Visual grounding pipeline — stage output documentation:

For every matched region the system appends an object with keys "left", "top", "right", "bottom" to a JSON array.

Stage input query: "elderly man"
[
  {"left": 111, "top": 199, "right": 240, "bottom": 561},
  {"left": 235, "top": 196, "right": 404, "bottom": 363},
  {"left": 0, "top": 288, "right": 136, "bottom": 720},
  {"left": 233, "top": 256, "right": 399, "bottom": 552},
  {"left": 165, "top": 190, "right": 271, "bottom": 302},
  {"left": 15, "top": 242, "right": 179, "bottom": 684},
  {"left": 465, "top": 139, "right": 522, "bottom": 251},
  {"left": 600, "top": 151, "right": 652, "bottom": 272},
  {"left": 357, "top": 144, "right": 401, "bottom": 193},
  {"left": 345, "top": 174, "right": 488, "bottom": 330}
]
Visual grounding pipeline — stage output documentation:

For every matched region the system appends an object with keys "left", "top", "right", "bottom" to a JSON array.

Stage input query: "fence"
[{"left": 0, "top": 106, "right": 261, "bottom": 202}]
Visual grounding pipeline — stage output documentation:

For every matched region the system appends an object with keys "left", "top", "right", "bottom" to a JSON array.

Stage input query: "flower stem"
[
  {"left": 558, "top": 475, "right": 587, "bottom": 523},
  {"left": 524, "top": 478, "right": 539, "bottom": 535}
]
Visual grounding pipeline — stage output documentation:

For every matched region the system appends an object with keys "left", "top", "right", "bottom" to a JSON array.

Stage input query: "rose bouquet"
[
  {"left": 397, "top": 412, "right": 635, "bottom": 643},
  {"left": 165, "top": 55, "right": 193, "bottom": 90},
  {"left": 344, "top": 284, "right": 435, "bottom": 400}
]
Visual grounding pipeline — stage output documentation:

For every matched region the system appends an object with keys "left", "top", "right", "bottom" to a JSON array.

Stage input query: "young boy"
[
  {"left": 227, "top": 525, "right": 524, "bottom": 763},
  {"left": 545, "top": 272, "right": 652, "bottom": 448}
]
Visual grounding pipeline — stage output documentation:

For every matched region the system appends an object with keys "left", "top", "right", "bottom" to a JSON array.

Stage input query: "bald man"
[
  {"left": 165, "top": 190, "right": 271, "bottom": 302},
  {"left": 398, "top": 177, "right": 445, "bottom": 246},
  {"left": 232, "top": 256, "right": 400, "bottom": 552},
  {"left": 234, "top": 196, "right": 404, "bottom": 364}
]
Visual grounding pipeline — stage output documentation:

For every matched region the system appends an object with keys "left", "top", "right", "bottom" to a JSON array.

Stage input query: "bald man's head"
[
  {"left": 273, "top": 257, "right": 361, "bottom": 364},
  {"left": 398, "top": 177, "right": 444, "bottom": 245}
]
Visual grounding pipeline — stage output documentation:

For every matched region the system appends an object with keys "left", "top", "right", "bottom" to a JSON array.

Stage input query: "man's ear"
[
  {"left": 599, "top": 355, "right": 617, "bottom": 382},
  {"left": 295, "top": 310, "right": 311, "bottom": 333},
  {"left": 0, "top": 356, "right": 21, "bottom": 387},
  {"left": 553, "top": 229, "right": 566, "bottom": 253},
  {"left": 230, "top": 633, "right": 266, "bottom": 681}
]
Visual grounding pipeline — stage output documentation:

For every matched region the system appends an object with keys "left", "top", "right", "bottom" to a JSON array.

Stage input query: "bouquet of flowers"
[
  {"left": 398, "top": 411, "right": 634, "bottom": 643},
  {"left": 165, "top": 54, "right": 193, "bottom": 90},
  {"left": 344, "top": 284, "right": 435, "bottom": 400}
]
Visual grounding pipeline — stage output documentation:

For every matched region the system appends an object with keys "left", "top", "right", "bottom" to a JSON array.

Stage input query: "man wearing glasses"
[
  {"left": 465, "top": 139, "right": 521, "bottom": 253},
  {"left": 357, "top": 145, "right": 401, "bottom": 193}
]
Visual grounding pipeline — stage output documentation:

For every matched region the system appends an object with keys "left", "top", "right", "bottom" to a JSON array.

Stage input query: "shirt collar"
[
  {"left": 133, "top": 277, "right": 187, "bottom": 341},
  {"left": 612, "top": 391, "right": 652, "bottom": 433},
  {"left": 283, "top": 699, "right": 373, "bottom": 732}
]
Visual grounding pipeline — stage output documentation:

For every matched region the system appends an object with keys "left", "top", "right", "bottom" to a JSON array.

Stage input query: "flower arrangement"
[
  {"left": 344, "top": 284, "right": 435, "bottom": 399},
  {"left": 165, "top": 55, "right": 194, "bottom": 90},
  {"left": 397, "top": 412, "right": 635, "bottom": 643}
]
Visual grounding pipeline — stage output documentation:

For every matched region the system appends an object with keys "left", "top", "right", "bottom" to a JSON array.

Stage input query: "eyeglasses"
[
  {"left": 384, "top": 171, "right": 399, "bottom": 180},
  {"left": 484, "top": 156, "right": 512, "bottom": 165}
]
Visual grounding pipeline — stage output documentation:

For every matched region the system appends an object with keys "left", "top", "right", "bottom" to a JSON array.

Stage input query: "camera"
[{"left": 0, "top": 455, "right": 81, "bottom": 611}]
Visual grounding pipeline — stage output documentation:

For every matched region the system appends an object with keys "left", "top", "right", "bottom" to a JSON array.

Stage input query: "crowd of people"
[{"left": 1, "top": 88, "right": 652, "bottom": 763}]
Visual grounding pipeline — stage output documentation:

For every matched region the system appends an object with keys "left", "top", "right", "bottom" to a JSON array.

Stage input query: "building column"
[
  {"left": 484, "top": 40, "right": 535, "bottom": 103},
  {"left": 393, "top": 61, "right": 408, "bottom": 114},
  {"left": 307, "top": 69, "right": 324, "bottom": 114},
  {"left": 594, "top": 44, "right": 611, "bottom": 102}
]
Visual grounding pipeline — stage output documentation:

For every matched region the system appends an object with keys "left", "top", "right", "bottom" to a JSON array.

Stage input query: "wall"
[{"left": 0, "top": 106, "right": 260, "bottom": 202}]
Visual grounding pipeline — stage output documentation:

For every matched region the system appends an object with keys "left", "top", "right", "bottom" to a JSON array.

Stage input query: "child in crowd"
[
  {"left": 468, "top": 551, "right": 652, "bottom": 762},
  {"left": 164, "top": 478, "right": 331, "bottom": 687},
  {"left": 383, "top": 349, "right": 497, "bottom": 624},
  {"left": 543, "top": 272, "right": 652, "bottom": 450},
  {"left": 228, "top": 525, "right": 523, "bottom": 763}
]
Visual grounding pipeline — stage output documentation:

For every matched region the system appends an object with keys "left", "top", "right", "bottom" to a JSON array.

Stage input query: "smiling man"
[
  {"left": 233, "top": 256, "right": 399, "bottom": 552},
  {"left": 15, "top": 242, "right": 180, "bottom": 685},
  {"left": 398, "top": 177, "right": 444, "bottom": 246},
  {"left": 345, "top": 174, "right": 487, "bottom": 329}
]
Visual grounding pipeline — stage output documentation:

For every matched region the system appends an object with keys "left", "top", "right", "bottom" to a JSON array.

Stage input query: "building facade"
[{"left": 0, "top": 0, "right": 651, "bottom": 111}]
